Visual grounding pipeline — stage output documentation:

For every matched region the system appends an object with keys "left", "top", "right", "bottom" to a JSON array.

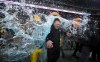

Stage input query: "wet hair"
[
  {"left": 66, "top": 30, "right": 71, "bottom": 33},
  {"left": 53, "top": 18, "right": 61, "bottom": 24},
  {"left": 50, "top": 18, "right": 60, "bottom": 32}
]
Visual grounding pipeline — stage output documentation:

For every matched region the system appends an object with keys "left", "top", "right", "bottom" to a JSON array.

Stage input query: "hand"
[{"left": 47, "top": 40, "right": 53, "bottom": 48}]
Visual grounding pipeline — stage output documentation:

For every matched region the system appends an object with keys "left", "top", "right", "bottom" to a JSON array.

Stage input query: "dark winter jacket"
[{"left": 46, "top": 25, "right": 60, "bottom": 49}]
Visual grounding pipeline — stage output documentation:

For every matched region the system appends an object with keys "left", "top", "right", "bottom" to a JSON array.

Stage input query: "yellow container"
[{"left": 30, "top": 49, "right": 42, "bottom": 62}]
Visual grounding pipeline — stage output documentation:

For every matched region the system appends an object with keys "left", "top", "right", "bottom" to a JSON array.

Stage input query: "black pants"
[
  {"left": 47, "top": 48, "right": 60, "bottom": 62},
  {"left": 91, "top": 40, "right": 100, "bottom": 62},
  {"left": 97, "top": 51, "right": 100, "bottom": 62},
  {"left": 79, "top": 46, "right": 90, "bottom": 62},
  {"left": 97, "top": 43, "right": 100, "bottom": 62},
  {"left": 91, "top": 48, "right": 100, "bottom": 62},
  {"left": 73, "top": 42, "right": 82, "bottom": 56}
]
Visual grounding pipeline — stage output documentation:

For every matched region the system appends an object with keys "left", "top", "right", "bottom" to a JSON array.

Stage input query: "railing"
[{"left": 0, "top": 0, "right": 90, "bottom": 15}]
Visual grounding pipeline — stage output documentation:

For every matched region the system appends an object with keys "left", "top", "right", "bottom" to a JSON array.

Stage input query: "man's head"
[
  {"left": 53, "top": 18, "right": 61, "bottom": 29},
  {"left": 72, "top": 18, "right": 81, "bottom": 29},
  {"left": 66, "top": 31, "right": 72, "bottom": 37}
]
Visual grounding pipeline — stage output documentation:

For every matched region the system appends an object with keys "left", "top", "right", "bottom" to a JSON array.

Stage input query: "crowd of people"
[{"left": 46, "top": 17, "right": 100, "bottom": 62}]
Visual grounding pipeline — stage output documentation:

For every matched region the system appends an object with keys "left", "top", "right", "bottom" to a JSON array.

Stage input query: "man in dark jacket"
[
  {"left": 79, "top": 28, "right": 95, "bottom": 62},
  {"left": 46, "top": 18, "right": 61, "bottom": 62}
]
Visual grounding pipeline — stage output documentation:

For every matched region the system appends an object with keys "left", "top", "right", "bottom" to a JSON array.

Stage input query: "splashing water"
[{"left": 0, "top": 1, "right": 90, "bottom": 61}]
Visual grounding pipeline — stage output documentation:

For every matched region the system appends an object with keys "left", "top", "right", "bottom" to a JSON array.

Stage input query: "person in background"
[
  {"left": 60, "top": 30, "right": 74, "bottom": 58},
  {"left": 72, "top": 27, "right": 82, "bottom": 57},
  {"left": 66, "top": 30, "right": 74, "bottom": 50},
  {"left": 79, "top": 20, "right": 100, "bottom": 62},
  {"left": 97, "top": 25, "right": 100, "bottom": 62},
  {"left": 46, "top": 18, "right": 61, "bottom": 62},
  {"left": 71, "top": 18, "right": 82, "bottom": 57},
  {"left": 91, "top": 23, "right": 100, "bottom": 62},
  {"left": 79, "top": 29, "right": 91, "bottom": 62},
  {"left": 97, "top": 37, "right": 100, "bottom": 62}
]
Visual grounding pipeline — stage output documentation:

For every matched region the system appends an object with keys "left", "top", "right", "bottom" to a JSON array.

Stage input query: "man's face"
[
  {"left": 54, "top": 21, "right": 61, "bottom": 29},
  {"left": 66, "top": 32, "right": 71, "bottom": 37}
]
